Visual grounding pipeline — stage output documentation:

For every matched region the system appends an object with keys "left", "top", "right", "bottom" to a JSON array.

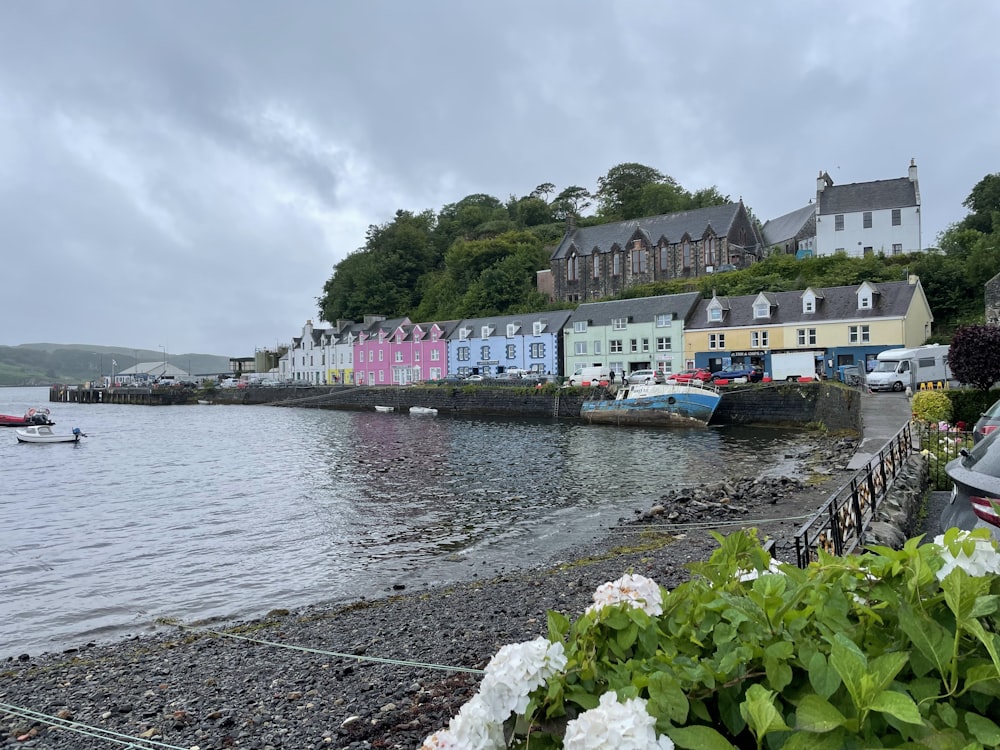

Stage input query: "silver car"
[
  {"left": 624, "top": 369, "right": 665, "bottom": 385},
  {"left": 941, "top": 428, "right": 1000, "bottom": 542}
]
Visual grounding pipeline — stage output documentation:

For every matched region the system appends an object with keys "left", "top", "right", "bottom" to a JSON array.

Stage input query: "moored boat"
[
  {"left": 374, "top": 405, "right": 395, "bottom": 413},
  {"left": 409, "top": 406, "right": 438, "bottom": 415},
  {"left": 580, "top": 381, "right": 721, "bottom": 426},
  {"left": 15, "top": 425, "right": 86, "bottom": 444},
  {"left": 0, "top": 407, "right": 55, "bottom": 427}
]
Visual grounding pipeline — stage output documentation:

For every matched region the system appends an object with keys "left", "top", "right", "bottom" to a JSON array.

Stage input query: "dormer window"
[
  {"left": 459, "top": 327, "right": 471, "bottom": 341},
  {"left": 709, "top": 307, "right": 723, "bottom": 322},
  {"left": 506, "top": 323, "right": 518, "bottom": 337},
  {"left": 860, "top": 296, "right": 871, "bottom": 309},
  {"left": 754, "top": 302, "right": 770, "bottom": 319},
  {"left": 481, "top": 326, "right": 491, "bottom": 339},
  {"left": 533, "top": 321, "right": 545, "bottom": 335}
]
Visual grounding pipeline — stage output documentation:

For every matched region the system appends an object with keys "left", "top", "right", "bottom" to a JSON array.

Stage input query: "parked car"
[
  {"left": 464, "top": 374, "right": 484, "bottom": 381},
  {"left": 668, "top": 368, "right": 712, "bottom": 384},
  {"left": 624, "top": 369, "right": 665, "bottom": 385},
  {"left": 711, "top": 365, "right": 763, "bottom": 383},
  {"left": 973, "top": 397, "right": 1000, "bottom": 443},
  {"left": 941, "top": 428, "right": 1000, "bottom": 542}
]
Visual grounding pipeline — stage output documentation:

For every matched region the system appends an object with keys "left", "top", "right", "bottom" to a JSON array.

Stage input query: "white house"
[{"left": 814, "top": 160, "right": 922, "bottom": 258}]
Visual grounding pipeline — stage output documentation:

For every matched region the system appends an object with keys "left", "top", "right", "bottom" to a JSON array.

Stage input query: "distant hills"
[{"left": 0, "top": 344, "right": 232, "bottom": 386}]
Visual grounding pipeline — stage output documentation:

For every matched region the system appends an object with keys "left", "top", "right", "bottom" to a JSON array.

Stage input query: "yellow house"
[{"left": 683, "top": 277, "right": 933, "bottom": 379}]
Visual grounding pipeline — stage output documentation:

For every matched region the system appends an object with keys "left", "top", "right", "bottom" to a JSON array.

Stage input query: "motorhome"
[{"left": 866, "top": 344, "right": 952, "bottom": 392}]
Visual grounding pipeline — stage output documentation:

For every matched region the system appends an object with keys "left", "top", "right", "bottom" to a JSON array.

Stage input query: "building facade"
[
  {"left": 548, "top": 203, "right": 763, "bottom": 304},
  {"left": 448, "top": 311, "right": 570, "bottom": 378},
  {"left": 563, "top": 293, "right": 701, "bottom": 379},
  {"left": 684, "top": 278, "right": 933, "bottom": 379},
  {"left": 815, "top": 161, "right": 922, "bottom": 258}
]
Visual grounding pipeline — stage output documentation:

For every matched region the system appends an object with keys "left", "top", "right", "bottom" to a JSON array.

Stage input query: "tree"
[
  {"left": 960, "top": 173, "right": 1000, "bottom": 233},
  {"left": 948, "top": 324, "right": 1000, "bottom": 391},
  {"left": 530, "top": 182, "right": 556, "bottom": 201},
  {"left": 551, "top": 186, "right": 592, "bottom": 220},
  {"left": 596, "top": 163, "right": 673, "bottom": 220}
]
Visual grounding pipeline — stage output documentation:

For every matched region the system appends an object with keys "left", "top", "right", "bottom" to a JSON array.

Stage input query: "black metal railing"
[
  {"left": 793, "top": 422, "right": 913, "bottom": 567},
  {"left": 913, "top": 422, "right": 976, "bottom": 491}
]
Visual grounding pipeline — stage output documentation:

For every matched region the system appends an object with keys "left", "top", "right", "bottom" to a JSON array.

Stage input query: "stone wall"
[
  {"left": 215, "top": 381, "right": 862, "bottom": 432},
  {"left": 711, "top": 383, "right": 861, "bottom": 433},
  {"left": 866, "top": 454, "right": 930, "bottom": 548}
]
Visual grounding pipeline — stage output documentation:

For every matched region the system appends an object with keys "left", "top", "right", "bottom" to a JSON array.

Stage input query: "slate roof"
[
  {"left": 687, "top": 280, "right": 921, "bottom": 330},
  {"left": 550, "top": 204, "right": 746, "bottom": 261},
  {"left": 818, "top": 178, "right": 918, "bottom": 215},
  {"left": 566, "top": 292, "right": 702, "bottom": 326},
  {"left": 454, "top": 310, "right": 573, "bottom": 335},
  {"left": 761, "top": 204, "right": 816, "bottom": 247}
]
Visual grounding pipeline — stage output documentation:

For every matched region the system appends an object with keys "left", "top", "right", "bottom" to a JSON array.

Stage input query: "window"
[
  {"left": 506, "top": 345, "right": 516, "bottom": 359},
  {"left": 705, "top": 237, "right": 715, "bottom": 266},
  {"left": 574, "top": 321, "right": 587, "bottom": 333},
  {"left": 892, "top": 208, "right": 901, "bottom": 226},
  {"left": 459, "top": 327, "right": 471, "bottom": 341},
  {"left": 610, "top": 340, "right": 623, "bottom": 353},
  {"left": 431, "top": 349, "right": 440, "bottom": 361},
  {"left": 892, "top": 243, "right": 903, "bottom": 255},
  {"left": 709, "top": 333, "right": 726, "bottom": 350},
  {"left": 574, "top": 341, "right": 587, "bottom": 355},
  {"left": 458, "top": 347, "right": 470, "bottom": 361},
  {"left": 860, "top": 295, "right": 871, "bottom": 309},
  {"left": 395, "top": 351, "right": 403, "bottom": 363},
  {"left": 863, "top": 211, "right": 872, "bottom": 229},
  {"left": 751, "top": 332, "right": 759, "bottom": 347},
  {"left": 849, "top": 325, "right": 870, "bottom": 343},
  {"left": 612, "top": 317, "right": 627, "bottom": 330},
  {"left": 835, "top": 214, "right": 844, "bottom": 231},
  {"left": 358, "top": 351, "right": 364, "bottom": 363},
  {"left": 506, "top": 324, "right": 517, "bottom": 337},
  {"left": 481, "top": 326, "right": 491, "bottom": 339},
  {"left": 594, "top": 340, "right": 602, "bottom": 354},
  {"left": 709, "top": 307, "right": 723, "bottom": 322},
  {"left": 682, "top": 241, "right": 692, "bottom": 269},
  {"left": 863, "top": 246, "right": 873, "bottom": 257},
  {"left": 797, "top": 328, "right": 817, "bottom": 346},
  {"left": 754, "top": 302, "right": 769, "bottom": 319},
  {"left": 659, "top": 246, "right": 668, "bottom": 271},
  {"left": 533, "top": 321, "right": 545, "bottom": 335},
  {"left": 529, "top": 343, "right": 545, "bottom": 358},
  {"left": 630, "top": 339, "right": 638, "bottom": 353},
  {"left": 656, "top": 337, "right": 672, "bottom": 352},
  {"left": 761, "top": 331, "right": 769, "bottom": 347},
  {"left": 567, "top": 253, "right": 578, "bottom": 281},
  {"left": 656, "top": 313, "right": 671, "bottom": 327},
  {"left": 378, "top": 350, "right": 384, "bottom": 362},
  {"left": 630, "top": 241, "right": 647, "bottom": 273},
  {"left": 480, "top": 346, "right": 491, "bottom": 360},
  {"left": 642, "top": 338, "right": 649, "bottom": 352},
  {"left": 593, "top": 254, "right": 600, "bottom": 279},
  {"left": 613, "top": 253, "right": 622, "bottom": 276}
]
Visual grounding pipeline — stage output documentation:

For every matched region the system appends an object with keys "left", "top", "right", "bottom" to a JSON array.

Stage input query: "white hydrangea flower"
[
  {"left": 564, "top": 691, "right": 675, "bottom": 750},
  {"left": 586, "top": 573, "right": 664, "bottom": 616},
  {"left": 736, "top": 558, "right": 785, "bottom": 582},
  {"left": 478, "top": 637, "right": 567, "bottom": 719},
  {"left": 934, "top": 531, "right": 1000, "bottom": 581},
  {"left": 420, "top": 694, "right": 506, "bottom": 750}
]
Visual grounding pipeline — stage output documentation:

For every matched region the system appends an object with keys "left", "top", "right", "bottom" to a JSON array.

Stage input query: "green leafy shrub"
[
  {"left": 946, "top": 387, "right": 1000, "bottom": 427},
  {"left": 912, "top": 390, "right": 953, "bottom": 423},
  {"left": 423, "top": 529, "right": 1000, "bottom": 749}
]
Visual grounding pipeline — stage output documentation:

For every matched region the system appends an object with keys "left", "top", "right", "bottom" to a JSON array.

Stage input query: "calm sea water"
[{"left": 0, "top": 385, "right": 808, "bottom": 658}]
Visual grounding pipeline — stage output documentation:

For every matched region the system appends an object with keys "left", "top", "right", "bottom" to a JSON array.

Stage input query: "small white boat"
[
  {"left": 15, "top": 425, "right": 86, "bottom": 444},
  {"left": 409, "top": 406, "right": 438, "bottom": 415},
  {"left": 374, "top": 405, "right": 395, "bottom": 413},
  {"left": 197, "top": 399, "right": 212, "bottom": 405}
]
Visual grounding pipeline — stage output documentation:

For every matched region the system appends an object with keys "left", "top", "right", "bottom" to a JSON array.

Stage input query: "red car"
[{"left": 668, "top": 368, "right": 712, "bottom": 384}]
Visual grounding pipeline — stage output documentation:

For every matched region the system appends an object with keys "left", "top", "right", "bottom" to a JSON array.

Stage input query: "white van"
[
  {"left": 867, "top": 344, "right": 952, "bottom": 392},
  {"left": 568, "top": 366, "right": 610, "bottom": 386}
]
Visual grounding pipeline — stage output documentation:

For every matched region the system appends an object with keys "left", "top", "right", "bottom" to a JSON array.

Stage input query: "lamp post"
[{"left": 159, "top": 345, "right": 166, "bottom": 377}]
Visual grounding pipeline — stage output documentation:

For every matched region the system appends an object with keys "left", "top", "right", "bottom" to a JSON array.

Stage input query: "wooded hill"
[
  {"left": 318, "top": 166, "right": 1000, "bottom": 338},
  {"left": 0, "top": 345, "right": 231, "bottom": 387}
]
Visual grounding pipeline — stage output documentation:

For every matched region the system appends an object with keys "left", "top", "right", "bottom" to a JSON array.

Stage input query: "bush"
[
  {"left": 946, "top": 387, "right": 1000, "bottom": 426},
  {"left": 911, "top": 390, "right": 953, "bottom": 423},
  {"left": 423, "top": 530, "right": 1000, "bottom": 749}
]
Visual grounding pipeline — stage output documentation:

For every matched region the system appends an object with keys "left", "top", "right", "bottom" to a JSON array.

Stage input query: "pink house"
[{"left": 355, "top": 318, "right": 458, "bottom": 385}]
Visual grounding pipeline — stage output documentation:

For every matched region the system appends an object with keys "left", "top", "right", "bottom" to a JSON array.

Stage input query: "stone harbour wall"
[{"left": 866, "top": 453, "right": 931, "bottom": 548}]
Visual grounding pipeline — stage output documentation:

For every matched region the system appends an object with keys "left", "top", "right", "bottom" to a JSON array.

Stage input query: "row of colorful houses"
[{"left": 280, "top": 276, "right": 933, "bottom": 385}]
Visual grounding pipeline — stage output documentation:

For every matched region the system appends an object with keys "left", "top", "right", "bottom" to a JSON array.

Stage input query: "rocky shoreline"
[{"left": 1, "top": 438, "right": 859, "bottom": 750}]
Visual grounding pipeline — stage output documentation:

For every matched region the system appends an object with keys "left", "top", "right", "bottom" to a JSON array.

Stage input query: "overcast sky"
[{"left": 1, "top": 2, "right": 996, "bottom": 357}]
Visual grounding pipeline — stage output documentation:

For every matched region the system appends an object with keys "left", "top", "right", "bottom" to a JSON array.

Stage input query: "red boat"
[{"left": 0, "top": 407, "right": 55, "bottom": 427}]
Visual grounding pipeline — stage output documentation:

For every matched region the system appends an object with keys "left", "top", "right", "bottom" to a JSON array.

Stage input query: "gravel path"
[{"left": 1, "top": 439, "right": 858, "bottom": 750}]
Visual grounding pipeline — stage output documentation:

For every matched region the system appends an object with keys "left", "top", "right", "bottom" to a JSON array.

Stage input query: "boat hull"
[
  {"left": 14, "top": 425, "right": 82, "bottom": 443},
  {"left": 581, "top": 383, "right": 720, "bottom": 426}
]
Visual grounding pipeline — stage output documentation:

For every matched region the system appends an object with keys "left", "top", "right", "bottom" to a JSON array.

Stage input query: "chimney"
[
  {"left": 908, "top": 158, "right": 918, "bottom": 183},
  {"left": 565, "top": 214, "right": 577, "bottom": 234}
]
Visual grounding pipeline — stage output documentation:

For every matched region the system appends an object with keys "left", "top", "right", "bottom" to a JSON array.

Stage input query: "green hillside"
[{"left": 0, "top": 344, "right": 231, "bottom": 387}]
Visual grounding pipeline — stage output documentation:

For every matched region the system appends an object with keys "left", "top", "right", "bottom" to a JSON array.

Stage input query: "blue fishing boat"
[{"left": 580, "top": 381, "right": 721, "bottom": 426}]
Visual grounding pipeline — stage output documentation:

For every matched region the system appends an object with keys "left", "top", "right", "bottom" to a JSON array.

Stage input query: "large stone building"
[{"left": 546, "top": 202, "right": 763, "bottom": 303}]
